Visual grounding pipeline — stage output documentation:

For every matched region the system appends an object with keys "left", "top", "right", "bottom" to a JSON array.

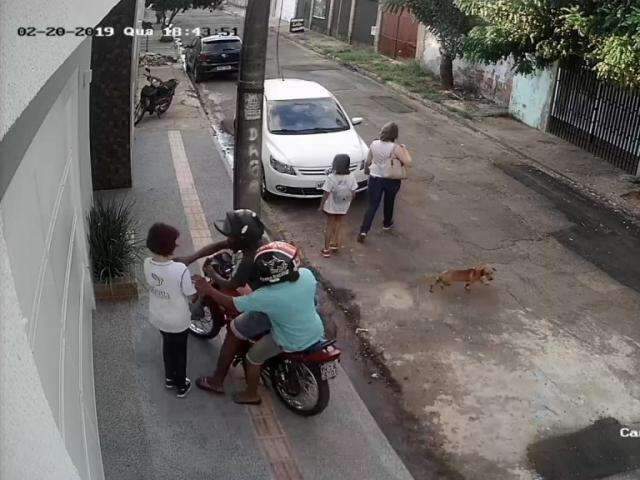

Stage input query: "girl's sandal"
[
  {"left": 329, "top": 244, "right": 339, "bottom": 252},
  {"left": 321, "top": 248, "right": 332, "bottom": 258}
]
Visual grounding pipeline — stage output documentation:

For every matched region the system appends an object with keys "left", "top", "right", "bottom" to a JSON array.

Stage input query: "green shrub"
[{"left": 87, "top": 198, "right": 142, "bottom": 283}]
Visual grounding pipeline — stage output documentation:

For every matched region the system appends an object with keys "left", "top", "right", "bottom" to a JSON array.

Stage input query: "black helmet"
[
  {"left": 254, "top": 241, "right": 301, "bottom": 284},
  {"left": 214, "top": 209, "right": 264, "bottom": 247}
]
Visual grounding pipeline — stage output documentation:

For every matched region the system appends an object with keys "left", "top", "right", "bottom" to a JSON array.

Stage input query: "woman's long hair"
[
  {"left": 379, "top": 122, "right": 399, "bottom": 142},
  {"left": 332, "top": 154, "right": 351, "bottom": 175}
]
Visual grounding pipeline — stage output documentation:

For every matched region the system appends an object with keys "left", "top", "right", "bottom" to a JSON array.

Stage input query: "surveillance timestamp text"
[{"left": 17, "top": 26, "right": 227, "bottom": 37}]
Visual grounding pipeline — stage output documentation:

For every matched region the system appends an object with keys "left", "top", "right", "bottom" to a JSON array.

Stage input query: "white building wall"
[
  {"left": 0, "top": 218, "right": 81, "bottom": 480},
  {"left": 0, "top": 0, "right": 119, "bottom": 139},
  {"left": 0, "top": 37, "right": 104, "bottom": 480},
  {"left": 271, "top": 0, "right": 298, "bottom": 22}
]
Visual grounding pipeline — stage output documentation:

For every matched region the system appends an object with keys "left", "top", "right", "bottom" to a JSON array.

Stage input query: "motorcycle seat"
[{"left": 280, "top": 340, "right": 341, "bottom": 362}]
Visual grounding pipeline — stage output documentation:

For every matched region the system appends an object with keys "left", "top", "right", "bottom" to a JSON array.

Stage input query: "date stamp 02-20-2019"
[{"left": 16, "top": 26, "right": 236, "bottom": 38}]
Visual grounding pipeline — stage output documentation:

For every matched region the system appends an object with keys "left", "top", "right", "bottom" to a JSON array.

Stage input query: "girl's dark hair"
[
  {"left": 332, "top": 154, "right": 351, "bottom": 175},
  {"left": 379, "top": 122, "right": 399, "bottom": 142},
  {"left": 146, "top": 223, "right": 179, "bottom": 256}
]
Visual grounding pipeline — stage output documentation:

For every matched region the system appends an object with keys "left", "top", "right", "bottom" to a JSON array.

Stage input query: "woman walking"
[{"left": 358, "top": 122, "right": 411, "bottom": 243}]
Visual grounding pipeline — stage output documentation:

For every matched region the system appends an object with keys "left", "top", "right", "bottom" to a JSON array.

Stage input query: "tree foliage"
[
  {"left": 459, "top": 0, "right": 640, "bottom": 88},
  {"left": 384, "top": 0, "right": 475, "bottom": 87},
  {"left": 146, "top": 0, "right": 224, "bottom": 28}
]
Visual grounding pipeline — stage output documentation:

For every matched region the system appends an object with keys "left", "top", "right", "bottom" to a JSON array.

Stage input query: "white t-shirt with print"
[
  {"left": 143, "top": 258, "right": 196, "bottom": 333},
  {"left": 322, "top": 172, "right": 358, "bottom": 214}
]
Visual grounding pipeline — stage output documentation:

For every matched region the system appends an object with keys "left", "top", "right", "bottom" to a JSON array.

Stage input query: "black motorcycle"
[{"left": 134, "top": 67, "right": 178, "bottom": 125}]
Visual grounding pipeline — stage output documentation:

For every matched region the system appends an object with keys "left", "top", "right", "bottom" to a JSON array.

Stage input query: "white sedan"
[{"left": 261, "top": 79, "right": 369, "bottom": 199}]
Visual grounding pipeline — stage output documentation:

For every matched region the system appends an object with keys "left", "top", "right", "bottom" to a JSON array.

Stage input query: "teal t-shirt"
[{"left": 233, "top": 268, "right": 325, "bottom": 351}]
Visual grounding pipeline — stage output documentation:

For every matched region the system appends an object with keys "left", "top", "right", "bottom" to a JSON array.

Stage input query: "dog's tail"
[{"left": 420, "top": 275, "right": 438, "bottom": 293}]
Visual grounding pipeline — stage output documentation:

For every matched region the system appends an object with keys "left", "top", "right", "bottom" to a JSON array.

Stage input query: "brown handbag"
[{"left": 387, "top": 145, "right": 412, "bottom": 180}]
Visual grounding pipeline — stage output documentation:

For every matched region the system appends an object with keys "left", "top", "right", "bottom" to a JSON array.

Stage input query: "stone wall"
[{"left": 90, "top": 0, "right": 137, "bottom": 190}]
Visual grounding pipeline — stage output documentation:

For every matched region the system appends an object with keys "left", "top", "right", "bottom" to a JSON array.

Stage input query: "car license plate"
[
  {"left": 320, "top": 361, "right": 338, "bottom": 380},
  {"left": 216, "top": 65, "right": 232, "bottom": 71}
]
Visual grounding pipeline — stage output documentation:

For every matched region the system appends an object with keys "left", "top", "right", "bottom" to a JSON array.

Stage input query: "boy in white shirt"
[{"left": 143, "top": 223, "right": 197, "bottom": 398}]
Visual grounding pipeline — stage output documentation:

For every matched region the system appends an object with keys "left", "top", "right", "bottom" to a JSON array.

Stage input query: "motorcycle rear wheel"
[
  {"left": 157, "top": 97, "right": 173, "bottom": 116},
  {"left": 270, "top": 360, "right": 330, "bottom": 417}
]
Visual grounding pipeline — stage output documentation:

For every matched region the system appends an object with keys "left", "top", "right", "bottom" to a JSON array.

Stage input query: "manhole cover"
[
  {"left": 283, "top": 64, "right": 339, "bottom": 71},
  {"left": 370, "top": 95, "right": 416, "bottom": 114}
]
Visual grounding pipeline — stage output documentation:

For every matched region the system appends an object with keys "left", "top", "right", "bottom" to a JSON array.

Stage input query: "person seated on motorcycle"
[{"left": 193, "top": 241, "right": 325, "bottom": 405}]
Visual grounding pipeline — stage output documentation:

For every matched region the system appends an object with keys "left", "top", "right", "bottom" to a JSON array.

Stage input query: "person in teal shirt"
[{"left": 193, "top": 241, "right": 325, "bottom": 405}]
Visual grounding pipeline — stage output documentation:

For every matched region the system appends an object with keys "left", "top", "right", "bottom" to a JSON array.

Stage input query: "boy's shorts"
[{"left": 230, "top": 311, "right": 282, "bottom": 365}]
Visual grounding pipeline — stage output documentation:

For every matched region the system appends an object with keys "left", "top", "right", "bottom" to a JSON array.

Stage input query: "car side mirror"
[{"left": 351, "top": 117, "right": 363, "bottom": 125}]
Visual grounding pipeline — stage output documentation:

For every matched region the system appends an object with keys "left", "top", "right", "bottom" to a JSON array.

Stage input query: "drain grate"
[{"left": 370, "top": 95, "right": 416, "bottom": 114}]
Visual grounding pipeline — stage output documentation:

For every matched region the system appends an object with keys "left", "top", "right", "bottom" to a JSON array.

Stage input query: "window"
[
  {"left": 202, "top": 39, "right": 241, "bottom": 53},
  {"left": 267, "top": 98, "right": 350, "bottom": 135}
]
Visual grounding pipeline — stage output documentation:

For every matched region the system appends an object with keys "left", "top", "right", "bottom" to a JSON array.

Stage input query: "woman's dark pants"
[{"left": 360, "top": 176, "right": 401, "bottom": 234}]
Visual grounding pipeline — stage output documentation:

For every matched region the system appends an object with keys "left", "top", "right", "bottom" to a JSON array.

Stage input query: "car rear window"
[{"left": 202, "top": 39, "right": 241, "bottom": 53}]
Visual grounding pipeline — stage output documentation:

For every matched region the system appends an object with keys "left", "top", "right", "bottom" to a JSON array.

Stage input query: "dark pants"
[
  {"left": 160, "top": 329, "right": 189, "bottom": 387},
  {"left": 360, "top": 176, "right": 401, "bottom": 234}
]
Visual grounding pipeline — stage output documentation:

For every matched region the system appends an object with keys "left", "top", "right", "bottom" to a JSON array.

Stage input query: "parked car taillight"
[{"left": 198, "top": 54, "right": 209, "bottom": 61}]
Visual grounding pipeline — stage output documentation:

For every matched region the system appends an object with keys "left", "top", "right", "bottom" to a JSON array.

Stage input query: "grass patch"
[{"left": 312, "top": 41, "right": 444, "bottom": 101}]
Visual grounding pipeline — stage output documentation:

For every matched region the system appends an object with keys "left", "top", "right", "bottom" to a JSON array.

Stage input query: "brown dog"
[{"left": 428, "top": 265, "right": 496, "bottom": 293}]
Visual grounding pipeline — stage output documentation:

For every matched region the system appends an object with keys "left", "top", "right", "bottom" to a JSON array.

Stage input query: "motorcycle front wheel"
[
  {"left": 134, "top": 100, "right": 146, "bottom": 125},
  {"left": 189, "top": 304, "right": 225, "bottom": 339},
  {"left": 270, "top": 359, "right": 330, "bottom": 417}
]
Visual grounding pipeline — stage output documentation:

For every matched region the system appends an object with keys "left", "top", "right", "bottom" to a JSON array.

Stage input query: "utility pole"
[{"left": 233, "top": 0, "right": 271, "bottom": 214}]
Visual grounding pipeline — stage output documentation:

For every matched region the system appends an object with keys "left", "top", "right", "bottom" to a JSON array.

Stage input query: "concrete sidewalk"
[{"left": 92, "top": 34, "right": 414, "bottom": 480}]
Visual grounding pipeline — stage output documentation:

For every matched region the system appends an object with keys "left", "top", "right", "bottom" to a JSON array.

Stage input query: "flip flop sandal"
[
  {"left": 196, "top": 376, "right": 224, "bottom": 394},
  {"left": 232, "top": 393, "right": 262, "bottom": 405},
  {"left": 321, "top": 249, "right": 332, "bottom": 258},
  {"left": 329, "top": 245, "right": 339, "bottom": 252}
]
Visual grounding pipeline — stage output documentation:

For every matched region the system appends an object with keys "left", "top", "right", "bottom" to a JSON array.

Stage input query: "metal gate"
[
  {"left": 548, "top": 63, "right": 640, "bottom": 174},
  {"left": 378, "top": 9, "right": 418, "bottom": 58}
]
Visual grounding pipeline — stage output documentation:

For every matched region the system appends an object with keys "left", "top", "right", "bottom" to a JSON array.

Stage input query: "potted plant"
[{"left": 88, "top": 197, "right": 142, "bottom": 301}]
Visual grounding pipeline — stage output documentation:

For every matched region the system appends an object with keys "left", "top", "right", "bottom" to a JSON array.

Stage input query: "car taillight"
[{"left": 198, "top": 54, "right": 209, "bottom": 61}]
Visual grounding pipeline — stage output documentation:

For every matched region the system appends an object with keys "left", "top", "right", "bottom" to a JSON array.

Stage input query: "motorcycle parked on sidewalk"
[
  {"left": 134, "top": 67, "right": 178, "bottom": 125},
  {"left": 190, "top": 250, "right": 341, "bottom": 416}
]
